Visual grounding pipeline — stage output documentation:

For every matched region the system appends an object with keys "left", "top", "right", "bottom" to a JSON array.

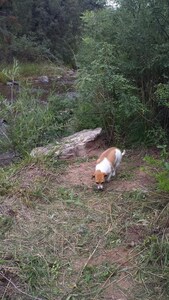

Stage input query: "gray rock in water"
[{"left": 30, "top": 128, "right": 103, "bottom": 159}]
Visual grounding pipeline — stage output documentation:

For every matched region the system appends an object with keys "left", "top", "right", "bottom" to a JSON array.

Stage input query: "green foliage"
[
  {"left": 156, "top": 171, "right": 169, "bottom": 192},
  {"left": 142, "top": 235, "right": 169, "bottom": 280},
  {"left": 4, "top": 92, "right": 54, "bottom": 155},
  {"left": 0, "top": 0, "right": 105, "bottom": 64},
  {"left": 2, "top": 58, "right": 20, "bottom": 101},
  {"left": 0, "top": 71, "right": 8, "bottom": 83},
  {"left": 75, "top": 21, "right": 145, "bottom": 142},
  {"left": 75, "top": 2, "right": 169, "bottom": 144},
  {"left": 11, "top": 35, "right": 56, "bottom": 62},
  {"left": 0, "top": 169, "right": 13, "bottom": 196},
  {"left": 144, "top": 126, "right": 168, "bottom": 147},
  {"left": 48, "top": 94, "right": 76, "bottom": 137},
  {"left": 0, "top": 90, "right": 74, "bottom": 156},
  {"left": 2, "top": 58, "right": 20, "bottom": 81},
  {"left": 18, "top": 62, "right": 64, "bottom": 77},
  {"left": 0, "top": 60, "right": 75, "bottom": 156},
  {"left": 155, "top": 83, "right": 169, "bottom": 108},
  {"left": 81, "top": 263, "right": 116, "bottom": 285},
  {"left": 144, "top": 148, "right": 169, "bottom": 192},
  {"left": 57, "top": 187, "right": 82, "bottom": 205},
  {"left": 19, "top": 255, "right": 50, "bottom": 290}
]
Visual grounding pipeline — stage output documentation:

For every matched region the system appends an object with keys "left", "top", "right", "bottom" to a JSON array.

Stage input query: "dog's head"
[{"left": 92, "top": 170, "right": 107, "bottom": 190}]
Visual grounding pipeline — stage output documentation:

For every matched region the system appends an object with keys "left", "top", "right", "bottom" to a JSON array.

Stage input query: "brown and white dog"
[{"left": 93, "top": 147, "right": 125, "bottom": 190}]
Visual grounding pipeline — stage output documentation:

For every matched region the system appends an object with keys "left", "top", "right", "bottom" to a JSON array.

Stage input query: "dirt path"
[{"left": 61, "top": 149, "right": 156, "bottom": 191}]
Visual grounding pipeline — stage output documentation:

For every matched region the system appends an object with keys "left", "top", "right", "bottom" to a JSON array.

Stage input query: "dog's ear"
[{"left": 103, "top": 173, "right": 107, "bottom": 178}]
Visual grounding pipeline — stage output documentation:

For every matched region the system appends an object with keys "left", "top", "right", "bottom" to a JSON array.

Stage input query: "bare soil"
[{"left": 61, "top": 149, "right": 156, "bottom": 192}]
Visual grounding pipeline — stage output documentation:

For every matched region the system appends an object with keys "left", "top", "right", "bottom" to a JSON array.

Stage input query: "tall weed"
[
  {"left": 75, "top": 41, "right": 144, "bottom": 143},
  {"left": 0, "top": 90, "right": 74, "bottom": 156}
]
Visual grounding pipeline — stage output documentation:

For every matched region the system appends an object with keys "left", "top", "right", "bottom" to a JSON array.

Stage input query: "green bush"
[
  {"left": 9, "top": 35, "right": 57, "bottom": 62},
  {"left": 75, "top": 40, "right": 145, "bottom": 143},
  {"left": 75, "top": 8, "right": 169, "bottom": 146}
]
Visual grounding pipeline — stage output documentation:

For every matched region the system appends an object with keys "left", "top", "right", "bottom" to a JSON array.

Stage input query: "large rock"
[{"left": 30, "top": 128, "right": 104, "bottom": 159}]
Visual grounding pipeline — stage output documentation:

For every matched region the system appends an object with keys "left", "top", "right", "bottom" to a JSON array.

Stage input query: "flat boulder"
[{"left": 30, "top": 128, "right": 104, "bottom": 159}]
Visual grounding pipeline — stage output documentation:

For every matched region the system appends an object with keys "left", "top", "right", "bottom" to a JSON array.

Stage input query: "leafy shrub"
[
  {"left": 144, "top": 125, "right": 168, "bottom": 147},
  {"left": 75, "top": 8, "right": 169, "bottom": 146},
  {"left": 10, "top": 35, "right": 57, "bottom": 62},
  {"left": 48, "top": 94, "right": 76, "bottom": 137},
  {"left": 75, "top": 40, "right": 145, "bottom": 143}
]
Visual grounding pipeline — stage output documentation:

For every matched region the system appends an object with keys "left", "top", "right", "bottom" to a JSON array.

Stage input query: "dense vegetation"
[
  {"left": 0, "top": 0, "right": 169, "bottom": 151},
  {"left": 0, "top": 1, "right": 169, "bottom": 299},
  {"left": 76, "top": 0, "right": 169, "bottom": 146},
  {"left": 0, "top": 0, "right": 105, "bottom": 65}
]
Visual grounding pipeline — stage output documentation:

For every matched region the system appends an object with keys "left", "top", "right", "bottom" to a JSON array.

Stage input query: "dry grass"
[{"left": 0, "top": 150, "right": 169, "bottom": 299}]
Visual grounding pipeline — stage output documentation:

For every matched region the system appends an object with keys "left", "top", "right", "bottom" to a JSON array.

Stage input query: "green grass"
[
  {"left": 144, "top": 154, "right": 169, "bottom": 192},
  {"left": 0, "top": 62, "right": 66, "bottom": 82},
  {"left": 19, "top": 62, "right": 68, "bottom": 79},
  {"left": 0, "top": 152, "right": 169, "bottom": 299}
]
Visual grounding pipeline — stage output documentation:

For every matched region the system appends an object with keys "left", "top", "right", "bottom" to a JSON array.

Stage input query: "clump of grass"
[
  {"left": 19, "top": 180, "right": 57, "bottom": 207},
  {"left": 143, "top": 235, "right": 169, "bottom": 266},
  {"left": 0, "top": 62, "right": 66, "bottom": 80},
  {"left": 0, "top": 89, "right": 75, "bottom": 156},
  {"left": 0, "top": 215, "right": 13, "bottom": 237},
  {"left": 144, "top": 152, "right": 169, "bottom": 192},
  {"left": 57, "top": 187, "right": 82, "bottom": 205},
  {"left": 0, "top": 60, "right": 75, "bottom": 156},
  {"left": 156, "top": 170, "right": 169, "bottom": 192},
  {"left": 19, "top": 63, "right": 66, "bottom": 78},
  {"left": 0, "top": 71, "right": 8, "bottom": 83},
  {"left": 134, "top": 234, "right": 169, "bottom": 299},
  {"left": 105, "top": 231, "right": 122, "bottom": 248},
  {"left": 81, "top": 263, "right": 117, "bottom": 285},
  {"left": 19, "top": 255, "right": 49, "bottom": 290},
  {"left": 0, "top": 168, "right": 15, "bottom": 196}
]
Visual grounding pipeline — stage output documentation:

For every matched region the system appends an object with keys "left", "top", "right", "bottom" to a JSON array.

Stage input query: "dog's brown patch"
[{"left": 96, "top": 147, "right": 116, "bottom": 164}]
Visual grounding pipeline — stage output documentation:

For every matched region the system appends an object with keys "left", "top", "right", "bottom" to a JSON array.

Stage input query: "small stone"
[{"left": 38, "top": 76, "right": 49, "bottom": 83}]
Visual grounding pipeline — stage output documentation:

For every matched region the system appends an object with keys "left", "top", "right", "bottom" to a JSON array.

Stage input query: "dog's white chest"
[{"left": 95, "top": 157, "right": 112, "bottom": 174}]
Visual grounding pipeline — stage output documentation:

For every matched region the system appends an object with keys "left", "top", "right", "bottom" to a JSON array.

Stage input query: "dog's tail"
[{"left": 122, "top": 149, "right": 126, "bottom": 156}]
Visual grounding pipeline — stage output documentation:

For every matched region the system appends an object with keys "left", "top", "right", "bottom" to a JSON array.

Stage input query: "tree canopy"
[{"left": 0, "top": 0, "right": 106, "bottom": 64}]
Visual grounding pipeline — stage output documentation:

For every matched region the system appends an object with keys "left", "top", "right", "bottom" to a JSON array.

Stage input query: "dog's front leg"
[{"left": 107, "top": 168, "right": 116, "bottom": 182}]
